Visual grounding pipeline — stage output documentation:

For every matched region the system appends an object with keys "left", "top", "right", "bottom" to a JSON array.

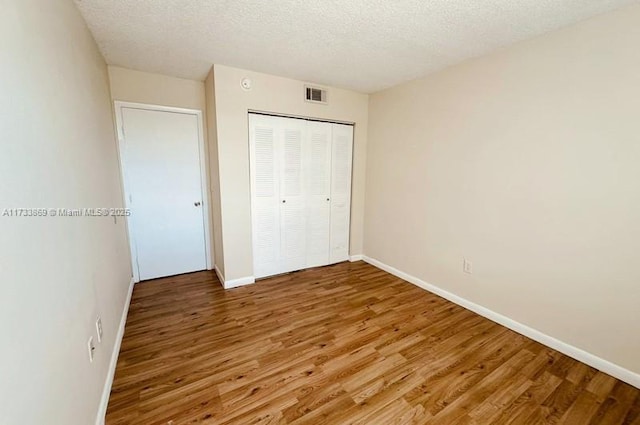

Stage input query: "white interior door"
[
  {"left": 305, "top": 121, "right": 332, "bottom": 268},
  {"left": 121, "top": 107, "right": 207, "bottom": 280},
  {"left": 329, "top": 123, "right": 354, "bottom": 264}
]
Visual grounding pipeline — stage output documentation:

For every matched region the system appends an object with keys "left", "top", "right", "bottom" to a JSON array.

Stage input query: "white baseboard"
[
  {"left": 349, "top": 254, "right": 364, "bottom": 262},
  {"left": 215, "top": 265, "right": 255, "bottom": 289},
  {"left": 224, "top": 275, "right": 255, "bottom": 289},
  {"left": 362, "top": 255, "right": 640, "bottom": 389},
  {"left": 95, "top": 277, "right": 135, "bottom": 425}
]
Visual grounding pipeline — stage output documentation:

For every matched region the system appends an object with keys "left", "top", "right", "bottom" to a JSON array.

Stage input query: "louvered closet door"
[
  {"left": 329, "top": 123, "right": 354, "bottom": 264},
  {"left": 278, "top": 117, "right": 307, "bottom": 273},
  {"left": 304, "top": 121, "right": 332, "bottom": 267},
  {"left": 249, "top": 114, "right": 281, "bottom": 278},
  {"left": 250, "top": 114, "right": 353, "bottom": 279}
]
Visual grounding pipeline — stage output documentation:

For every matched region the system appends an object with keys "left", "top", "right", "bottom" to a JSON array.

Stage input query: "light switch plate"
[{"left": 463, "top": 258, "right": 473, "bottom": 274}]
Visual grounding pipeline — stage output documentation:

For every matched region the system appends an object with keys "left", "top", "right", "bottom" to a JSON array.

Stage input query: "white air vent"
[{"left": 305, "top": 86, "right": 327, "bottom": 104}]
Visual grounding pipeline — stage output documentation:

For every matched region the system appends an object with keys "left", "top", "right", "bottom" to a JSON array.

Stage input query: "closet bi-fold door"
[
  {"left": 305, "top": 121, "right": 332, "bottom": 268},
  {"left": 249, "top": 114, "right": 353, "bottom": 279},
  {"left": 329, "top": 123, "right": 354, "bottom": 264},
  {"left": 249, "top": 114, "right": 281, "bottom": 278},
  {"left": 279, "top": 118, "right": 307, "bottom": 274}
]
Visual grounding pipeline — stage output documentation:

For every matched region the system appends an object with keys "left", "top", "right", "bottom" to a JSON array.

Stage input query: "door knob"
[
  {"left": 282, "top": 200, "right": 286, "bottom": 203},
  {"left": 326, "top": 198, "right": 330, "bottom": 201},
  {"left": 194, "top": 202, "right": 201, "bottom": 207}
]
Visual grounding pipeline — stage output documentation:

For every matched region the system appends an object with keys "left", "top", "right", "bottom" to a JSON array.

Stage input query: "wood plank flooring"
[{"left": 106, "top": 261, "right": 640, "bottom": 425}]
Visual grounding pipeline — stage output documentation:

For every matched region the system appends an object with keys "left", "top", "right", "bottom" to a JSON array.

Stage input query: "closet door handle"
[
  {"left": 282, "top": 200, "right": 286, "bottom": 203},
  {"left": 326, "top": 198, "right": 330, "bottom": 201},
  {"left": 194, "top": 201, "right": 201, "bottom": 207}
]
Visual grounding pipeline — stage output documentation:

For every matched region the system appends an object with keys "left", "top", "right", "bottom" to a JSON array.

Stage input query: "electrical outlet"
[
  {"left": 96, "top": 317, "right": 103, "bottom": 343},
  {"left": 463, "top": 258, "right": 473, "bottom": 274},
  {"left": 87, "top": 336, "right": 96, "bottom": 363}
]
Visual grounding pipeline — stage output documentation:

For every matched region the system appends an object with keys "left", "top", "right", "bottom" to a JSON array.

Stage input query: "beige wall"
[
  {"left": 0, "top": 1, "right": 132, "bottom": 424},
  {"left": 213, "top": 64, "right": 369, "bottom": 281},
  {"left": 108, "top": 66, "right": 206, "bottom": 112},
  {"left": 365, "top": 4, "right": 640, "bottom": 375},
  {"left": 205, "top": 68, "right": 225, "bottom": 275}
]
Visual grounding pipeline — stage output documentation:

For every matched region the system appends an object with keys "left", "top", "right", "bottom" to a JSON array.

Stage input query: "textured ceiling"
[{"left": 74, "top": 0, "right": 636, "bottom": 93}]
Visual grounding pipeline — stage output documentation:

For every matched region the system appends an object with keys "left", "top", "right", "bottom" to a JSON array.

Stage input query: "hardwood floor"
[{"left": 106, "top": 261, "right": 640, "bottom": 425}]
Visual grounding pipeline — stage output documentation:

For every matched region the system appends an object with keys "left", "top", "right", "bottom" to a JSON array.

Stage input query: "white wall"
[
  {"left": 0, "top": 1, "right": 132, "bottom": 424},
  {"left": 211, "top": 64, "right": 369, "bottom": 281},
  {"left": 364, "top": 4, "right": 640, "bottom": 377}
]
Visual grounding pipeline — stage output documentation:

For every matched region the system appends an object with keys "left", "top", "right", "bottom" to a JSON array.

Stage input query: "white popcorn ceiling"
[{"left": 74, "top": 0, "right": 637, "bottom": 93}]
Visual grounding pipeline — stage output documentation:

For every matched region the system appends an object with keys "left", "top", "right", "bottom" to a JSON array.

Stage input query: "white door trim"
[{"left": 113, "top": 101, "right": 213, "bottom": 282}]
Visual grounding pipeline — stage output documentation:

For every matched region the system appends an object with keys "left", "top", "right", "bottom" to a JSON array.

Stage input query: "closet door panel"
[
  {"left": 329, "top": 123, "right": 354, "bottom": 264},
  {"left": 279, "top": 119, "right": 307, "bottom": 273},
  {"left": 305, "top": 121, "right": 332, "bottom": 267},
  {"left": 249, "top": 115, "right": 281, "bottom": 278}
]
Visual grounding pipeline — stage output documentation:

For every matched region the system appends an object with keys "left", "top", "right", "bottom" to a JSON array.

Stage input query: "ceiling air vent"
[{"left": 305, "top": 85, "right": 327, "bottom": 104}]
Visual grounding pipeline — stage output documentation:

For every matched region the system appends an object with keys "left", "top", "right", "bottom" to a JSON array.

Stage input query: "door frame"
[{"left": 114, "top": 101, "right": 213, "bottom": 282}]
